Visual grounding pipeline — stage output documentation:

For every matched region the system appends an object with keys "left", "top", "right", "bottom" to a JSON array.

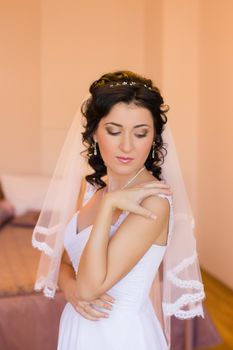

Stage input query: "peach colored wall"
[
  {"left": 40, "top": 0, "right": 146, "bottom": 174},
  {"left": 145, "top": 0, "right": 163, "bottom": 87},
  {"left": 160, "top": 0, "right": 200, "bottom": 216},
  {"left": 0, "top": 0, "right": 41, "bottom": 174},
  {"left": 146, "top": 0, "right": 233, "bottom": 289},
  {"left": 198, "top": 0, "right": 233, "bottom": 289}
]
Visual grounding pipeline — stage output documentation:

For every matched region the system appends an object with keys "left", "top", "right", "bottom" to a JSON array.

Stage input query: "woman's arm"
[
  {"left": 76, "top": 184, "right": 170, "bottom": 301},
  {"left": 58, "top": 250, "right": 115, "bottom": 320},
  {"left": 58, "top": 177, "right": 115, "bottom": 320}
]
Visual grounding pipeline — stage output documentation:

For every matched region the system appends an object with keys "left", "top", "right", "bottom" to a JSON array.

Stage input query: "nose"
[{"left": 119, "top": 133, "right": 134, "bottom": 153}]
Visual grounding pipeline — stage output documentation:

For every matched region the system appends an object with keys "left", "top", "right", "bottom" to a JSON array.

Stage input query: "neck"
[{"left": 106, "top": 166, "right": 146, "bottom": 192}]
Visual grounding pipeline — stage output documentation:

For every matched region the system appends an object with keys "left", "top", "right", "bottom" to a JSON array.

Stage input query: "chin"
[{"left": 107, "top": 162, "right": 144, "bottom": 176}]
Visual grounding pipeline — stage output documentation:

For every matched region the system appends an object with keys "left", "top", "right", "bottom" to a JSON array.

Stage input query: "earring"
[
  {"left": 152, "top": 141, "right": 156, "bottom": 159},
  {"left": 93, "top": 140, "right": 97, "bottom": 156}
]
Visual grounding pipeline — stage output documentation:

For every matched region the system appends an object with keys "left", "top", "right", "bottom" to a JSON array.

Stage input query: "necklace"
[{"left": 107, "top": 166, "right": 146, "bottom": 192}]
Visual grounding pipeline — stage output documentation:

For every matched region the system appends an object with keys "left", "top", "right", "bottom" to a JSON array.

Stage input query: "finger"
[
  {"left": 143, "top": 187, "right": 172, "bottom": 195},
  {"left": 144, "top": 185, "right": 172, "bottom": 192},
  {"left": 131, "top": 205, "right": 157, "bottom": 220},
  {"left": 75, "top": 304, "right": 106, "bottom": 321},
  {"left": 158, "top": 188, "right": 173, "bottom": 195},
  {"left": 135, "top": 185, "right": 172, "bottom": 195},
  {"left": 84, "top": 304, "right": 110, "bottom": 318},
  {"left": 99, "top": 293, "right": 115, "bottom": 304},
  {"left": 92, "top": 298, "right": 113, "bottom": 310},
  {"left": 142, "top": 210, "right": 157, "bottom": 220},
  {"left": 78, "top": 308, "right": 101, "bottom": 321},
  {"left": 135, "top": 189, "right": 172, "bottom": 202},
  {"left": 71, "top": 304, "right": 99, "bottom": 320}
]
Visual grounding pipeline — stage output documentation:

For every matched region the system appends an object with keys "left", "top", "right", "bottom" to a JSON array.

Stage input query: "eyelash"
[{"left": 106, "top": 130, "right": 148, "bottom": 138}]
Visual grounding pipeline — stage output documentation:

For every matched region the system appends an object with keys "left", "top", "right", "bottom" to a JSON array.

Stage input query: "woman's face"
[{"left": 94, "top": 102, "right": 155, "bottom": 176}]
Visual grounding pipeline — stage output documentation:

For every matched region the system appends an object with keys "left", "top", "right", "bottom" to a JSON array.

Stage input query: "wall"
[
  {"left": 144, "top": 0, "right": 163, "bottom": 87},
  {"left": 40, "top": 0, "right": 146, "bottom": 174},
  {"left": 198, "top": 0, "right": 233, "bottom": 289},
  {"left": 146, "top": 0, "right": 233, "bottom": 289},
  {"left": 0, "top": 0, "right": 41, "bottom": 174},
  {"left": 145, "top": 0, "right": 200, "bottom": 217},
  {"left": 0, "top": 0, "right": 146, "bottom": 175},
  {"left": 160, "top": 0, "right": 200, "bottom": 216}
]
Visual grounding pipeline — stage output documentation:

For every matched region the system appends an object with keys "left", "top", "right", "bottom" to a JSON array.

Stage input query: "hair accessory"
[{"left": 109, "top": 81, "right": 153, "bottom": 90}]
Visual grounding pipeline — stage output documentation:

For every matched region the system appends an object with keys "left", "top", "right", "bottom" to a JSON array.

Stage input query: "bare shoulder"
[
  {"left": 113, "top": 194, "right": 170, "bottom": 246},
  {"left": 136, "top": 195, "right": 170, "bottom": 246},
  {"left": 141, "top": 194, "right": 170, "bottom": 221}
]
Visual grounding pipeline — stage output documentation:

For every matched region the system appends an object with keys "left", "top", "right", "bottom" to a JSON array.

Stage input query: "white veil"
[
  {"left": 32, "top": 97, "right": 205, "bottom": 348},
  {"left": 32, "top": 113, "right": 88, "bottom": 297},
  {"left": 151, "top": 123, "right": 205, "bottom": 347}
]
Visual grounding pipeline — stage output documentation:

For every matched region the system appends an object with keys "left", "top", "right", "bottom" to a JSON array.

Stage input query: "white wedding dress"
[{"left": 57, "top": 187, "right": 173, "bottom": 350}]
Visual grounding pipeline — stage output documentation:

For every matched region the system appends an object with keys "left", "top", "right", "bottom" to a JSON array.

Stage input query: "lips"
[{"left": 116, "top": 156, "right": 134, "bottom": 164}]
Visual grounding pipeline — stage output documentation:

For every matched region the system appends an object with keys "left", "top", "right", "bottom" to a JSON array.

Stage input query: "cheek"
[
  {"left": 97, "top": 134, "right": 116, "bottom": 158},
  {"left": 136, "top": 138, "right": 153, "bottom": 156}
]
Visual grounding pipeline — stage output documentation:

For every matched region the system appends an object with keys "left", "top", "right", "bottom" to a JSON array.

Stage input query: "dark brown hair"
[{"left": 81, "top": 70, "right": 169, "bottom": 189}]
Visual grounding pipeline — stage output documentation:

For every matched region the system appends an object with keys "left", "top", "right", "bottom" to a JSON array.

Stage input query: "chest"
[{"left": 77, "top": 190, "right": 123, "bottom": 233}]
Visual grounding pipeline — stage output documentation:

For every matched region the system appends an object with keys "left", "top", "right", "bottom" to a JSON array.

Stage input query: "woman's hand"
[
  {"left": 63, "top": 278, "right": 115, "bottom": 321},
  {"left": 105, "top": 180, "right": 172, "bottom": 220}
]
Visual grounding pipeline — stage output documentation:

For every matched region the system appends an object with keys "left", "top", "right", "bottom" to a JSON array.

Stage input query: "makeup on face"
[
  {"left": 94, "top": 103, "right": 155, "bottom": 172},
  {"left": 104, "top": 122, "right": 151, "bottom": 139},
  {"left": 116, "top": 156, "right": 134, "bottom": 164}
]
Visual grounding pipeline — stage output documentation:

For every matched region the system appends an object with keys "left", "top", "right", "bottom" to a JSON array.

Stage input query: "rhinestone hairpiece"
[{"left": 109, "top": 81, "right": 153, "bottom": 91}]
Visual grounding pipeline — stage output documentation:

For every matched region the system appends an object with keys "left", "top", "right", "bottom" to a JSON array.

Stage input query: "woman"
[{"left": 32, "top": 71, "right": 205, "bottom": 349}]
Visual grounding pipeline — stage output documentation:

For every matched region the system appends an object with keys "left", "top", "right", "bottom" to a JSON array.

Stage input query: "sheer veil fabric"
[
  {"left": 32, "top": 113, "right": 88, "bottom": 296},
  {"left": 151, "top": 124, "right": 205, "bottom": 345},
  {"left": 32, "top": 102, "right": 205, "bottom": 348}
]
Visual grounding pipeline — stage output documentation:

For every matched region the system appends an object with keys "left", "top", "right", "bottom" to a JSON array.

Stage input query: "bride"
[{"left": 32, "top": 70, "right": 205, "bottom": 350}]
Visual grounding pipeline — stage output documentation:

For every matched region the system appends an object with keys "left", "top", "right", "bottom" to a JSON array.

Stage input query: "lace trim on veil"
[
  {"left": 32, "top": 219, "right": 65, "bottom": 257},
  {"left": 163, "top": 293, "right": 205, "bottom": 318},
  {"left": 163, "top": 252, "right": 205, "bottom": 319},
  {"left": 32, "top": 233, "right": 55, "bottom": 257},
  {"left": 167, "top": 253, "right": 203, "bottom": 289},
  {"left": 34, "top": 277, "right": 56, "bottom": 298}
]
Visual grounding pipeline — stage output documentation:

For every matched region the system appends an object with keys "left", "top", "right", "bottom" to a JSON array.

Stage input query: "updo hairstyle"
[{"left": 81, "top": 70, "right": 169, "bottom": 189}]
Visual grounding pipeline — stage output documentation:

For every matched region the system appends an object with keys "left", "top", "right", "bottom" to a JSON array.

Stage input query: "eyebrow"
[{"left": 104, "top": 122, "right": 151, "bottom": 129}]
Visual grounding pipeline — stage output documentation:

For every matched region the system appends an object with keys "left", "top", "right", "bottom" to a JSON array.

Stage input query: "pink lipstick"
[{"left": 116, "top": 156, "right": 134, "bottom": 164}]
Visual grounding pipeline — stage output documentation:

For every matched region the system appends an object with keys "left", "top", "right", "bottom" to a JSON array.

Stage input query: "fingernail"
[
  {"left": 104, "top": 314, "right": 109, "bottom": 318},
  {"left": 151, "top": 214, "right": 157, "bottom": 220}
]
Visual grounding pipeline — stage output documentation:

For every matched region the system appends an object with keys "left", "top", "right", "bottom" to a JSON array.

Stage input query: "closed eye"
[
  {"left": 106, "top": 130, "right": 121, "bottom": 135},
  {"left": 106, "top": 128, "right": 148, "bottom": 138},
  {"left": 135, "top": 133, "right": 147, "bottom": 138}
]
